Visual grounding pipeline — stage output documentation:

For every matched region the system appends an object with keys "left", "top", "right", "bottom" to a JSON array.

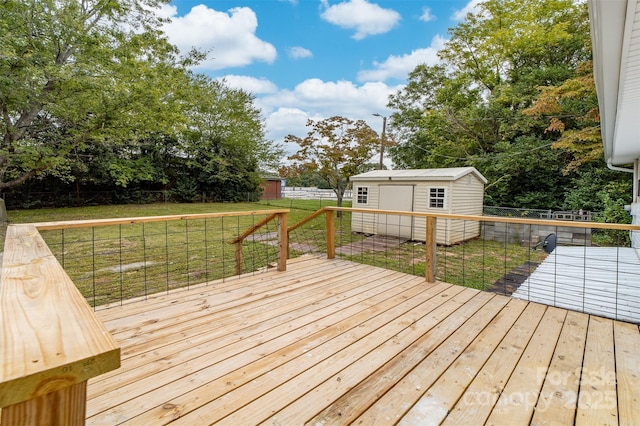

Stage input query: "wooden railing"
[
  {"left": 229, "top": 211, "right": 288, "bottom": 274},
  {"left": 0, "top": 209, "right": 290, "bottom": 424},
  {"left": 0, "top": 224, "right": 120, "bottom": 425},
  {"left": 2, "top": 206, "right": 637, "bottom": 422},
  {"left": 289, "top": 206, "right": 640, "bottom": 284}
]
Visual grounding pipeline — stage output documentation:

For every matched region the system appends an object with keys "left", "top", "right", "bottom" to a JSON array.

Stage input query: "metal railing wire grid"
[
  {"left": 284, "top": 208, "right": 639, "bottom": 323},
  {"left": 42, "top": 213, "right": 282, "bottom": 310},
  {"left": 38, "top": 207, "right": 640, "bottom": 323}
]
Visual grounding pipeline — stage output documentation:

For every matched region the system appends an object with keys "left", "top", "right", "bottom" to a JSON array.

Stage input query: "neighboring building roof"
[
  {"left": 350, "top": 167, "right": 488, "bottom": 184},
  {"left": 589, "top": 0, "right": 640, "bottom": 166}
]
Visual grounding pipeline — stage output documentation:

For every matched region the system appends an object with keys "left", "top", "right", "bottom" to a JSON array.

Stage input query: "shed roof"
[{"left": 350, "top": 167, "right": 488, "bottom": 184}]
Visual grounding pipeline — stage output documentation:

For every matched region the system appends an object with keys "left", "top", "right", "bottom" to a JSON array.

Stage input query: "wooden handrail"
[
  {"left": 230, "top": 213, "right": 279, "bottom": 244},
  {"left": 30, "top": 209, "right": 291, "bottom": 231},
  {"left": 1, "top": 209, "right": 292, "bottom": 423},
  {"left": 325, "top": 206, "right": 640, "bottom": 231},
  {"left": 292, "top": 206, "right": 640, "bottom": 284},
  {"left": 230, "top": 211, "right": 289, "bottom": 275},
  {"left": 0, "top": 225, "right": 120, "bottom": 424},
  {"left": 287, "top": 207, "right": 327, "bottom": 233}
]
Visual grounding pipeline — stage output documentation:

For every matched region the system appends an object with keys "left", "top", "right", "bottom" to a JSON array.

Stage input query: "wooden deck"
[{"left": 86, "top": 256, "right": 640, "bottom": 425}]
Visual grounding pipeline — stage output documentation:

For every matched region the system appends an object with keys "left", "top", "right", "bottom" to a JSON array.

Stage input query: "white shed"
[{"left": 350, "top": 167, "right": 487, "bottom": 245}]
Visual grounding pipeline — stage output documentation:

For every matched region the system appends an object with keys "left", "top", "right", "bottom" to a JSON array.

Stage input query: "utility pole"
[{"left": 373, "top": 113, "right": 387, "bottom": 170}]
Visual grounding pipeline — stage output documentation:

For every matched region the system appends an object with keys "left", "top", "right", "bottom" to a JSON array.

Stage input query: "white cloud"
[
  {"left": 357, "top": 35, "right": 446, "bottom": 82},
  {"left": 161, "top": 5, "right": 277, "bottom": 70},
  {"left": 288, "top": 46, "right": 313, "bottom": 59},
  {"left": 265, "top": 108, "right": 316, "bottom": 155},
  {"left": 156, "top": 3, "right": 177, "bottom": 20},
  {"left": 420, "top": 7, "right": 436, "bottom": 22},
  {"left": 217, "top": 75, "right": 278, "bottom": 94},
  {"left": 320, "top": 0, "right": 401, "bottom": 40},
  {"left": 263, "top": 79, "right": 395, "bottom": 115},
  {"left": 451, "top": 0, "right": 484, "bottom": 21},
  {"left": 256, "top": 78, "right": 401, "bottom": 155}
]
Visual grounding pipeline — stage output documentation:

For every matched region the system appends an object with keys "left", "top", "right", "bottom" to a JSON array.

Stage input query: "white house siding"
[{"left": 513, "top": 247, "right": 640, "bottom": 323}]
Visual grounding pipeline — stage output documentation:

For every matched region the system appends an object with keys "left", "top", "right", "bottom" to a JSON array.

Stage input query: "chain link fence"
[{"left": 483, "top": 206, "right": 599, "bottom": 221}]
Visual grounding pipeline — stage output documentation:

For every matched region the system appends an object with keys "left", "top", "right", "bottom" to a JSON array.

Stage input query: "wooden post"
[
  {"left": 2, "top": 381, "right": 87, "bottom": 426},
  {"left": 235, "top": 241, "right": 243, "bottom": 275},
  {"left": 277, "top": 212, "right": 288, "bottom": 271},
  {"left": 425, "top": 216, "right": 437, "bottom": 283},
  {"left": 326, "top": 210, "right": 335, "bottom": 259}
]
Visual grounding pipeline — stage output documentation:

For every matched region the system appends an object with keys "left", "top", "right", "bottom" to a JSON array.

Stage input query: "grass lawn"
[
  {"left": 4, "top": 199, "right": 545, "bottom": 306},
  {"left": 339, "top": 237, "right": 547, "bottom": 290},
  {"left": 5, "top": 201, "right": 346, "bottom": 307}
]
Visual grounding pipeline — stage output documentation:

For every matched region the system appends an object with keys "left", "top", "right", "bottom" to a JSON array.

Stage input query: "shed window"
[
  {"left": 356, "top": 186, "right": 369, "bottom": 204},
  {"left": 429, "top": 188, "right": 446, "bottom": 208}
]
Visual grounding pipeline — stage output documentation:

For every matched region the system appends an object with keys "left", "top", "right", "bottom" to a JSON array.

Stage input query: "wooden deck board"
[
  {"left": 530, "top": 310, "right": 589, "bottom": 425},
  {"left": 88, "top": 267, "right": 424, "bottom": 420},
  {"left": 440, "top": 302, "right": 548, "bottom": 425},
  {"left": 395, "top": 298, "right": 529, "bottom": 426},
  {"left": 576, "top": 316, "right": 618, "bottom": 426},
  {"left": 85, "top": 256, "right": 640, "bottom": 425}
]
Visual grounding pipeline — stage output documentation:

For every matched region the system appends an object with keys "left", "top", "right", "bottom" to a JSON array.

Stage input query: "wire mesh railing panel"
[
  {"left": 286, "top": 207, "right": 639, "bottom": 323},
  {"left": 36, "top": 206, "right": 640, "bottom": 322},
  {"left": 41, "top": 212, "right": 283, "bottom": 309},
  {"left": 332, "top": 212, "right": 427, "bottom": 277}
]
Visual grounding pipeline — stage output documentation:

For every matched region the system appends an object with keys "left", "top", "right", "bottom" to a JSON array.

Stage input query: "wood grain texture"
[
  {"left": 73, "top": 257, "right": 640, "bottom": 425},
  {"left": 0, "top": 225, "right": 120, "bottom": 408},
  {"left": 1, "top": 381, "right": 87, "bottom": 425}
]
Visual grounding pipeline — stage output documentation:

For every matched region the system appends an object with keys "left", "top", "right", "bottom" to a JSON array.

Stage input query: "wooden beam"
[
  {"left": 287, "top": 208, "right": 327, "bottom": 233},
  {"left": 31, "top": 209, "right": 290, "bottom": 231},
  {"left": 0, "top": 225, "right": 120, "bottom": 413},
  {"left": 425, "top": 216, "right": 437, "bottom": 283},
  {"left": 326, "top": 210, "right": 335, "bottom": 259},
  {"left": 323, "top": 206, "right": 640, "bottom": 231}
]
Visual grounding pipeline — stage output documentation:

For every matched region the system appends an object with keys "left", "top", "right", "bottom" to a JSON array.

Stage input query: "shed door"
[{"left": 377, "top": 185, "right": 414, "bottom": 238}]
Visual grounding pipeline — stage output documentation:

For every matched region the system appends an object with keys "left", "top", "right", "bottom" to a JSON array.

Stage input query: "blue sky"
[{"left": 159, "top": 0, "right": 480, "bottom": 163}]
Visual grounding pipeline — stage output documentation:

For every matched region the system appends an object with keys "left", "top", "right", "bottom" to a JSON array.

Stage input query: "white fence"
[{"left": 283, "top": 187, "right": 352, "bottom": 200}]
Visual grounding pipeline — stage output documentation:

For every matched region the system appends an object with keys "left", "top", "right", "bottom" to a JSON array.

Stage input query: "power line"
[{"left": 399, "top": 139, "right": 555, "bottom": 162}]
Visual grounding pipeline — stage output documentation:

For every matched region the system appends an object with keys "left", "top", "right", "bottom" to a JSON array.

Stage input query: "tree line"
[
  {"left": 2, "top": 0, "right": 632, "bottom": 221},
  {"left": 1, "top": 0, "right": 281, "bottom": 207}
]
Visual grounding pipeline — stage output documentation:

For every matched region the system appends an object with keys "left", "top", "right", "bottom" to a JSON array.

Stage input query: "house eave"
[{"left": 589, "top": 0, "right": 640, "bottom": 166}]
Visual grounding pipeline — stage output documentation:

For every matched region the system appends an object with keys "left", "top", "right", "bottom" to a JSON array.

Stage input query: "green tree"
[
  {"left": 388, "top": 0, "right": 591, "bottom": 209},
  {"left": 285, "top": 116, "right": 379, "bottom": 209},
  {"left": 180, "top": 77, "right": 282, "bottom": 202},
  {"left": 0, "top": 0, "right": 194, "bottom": 191},
  {"left": 524, "top": 61, "right": 602, "bottom": 174}
]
